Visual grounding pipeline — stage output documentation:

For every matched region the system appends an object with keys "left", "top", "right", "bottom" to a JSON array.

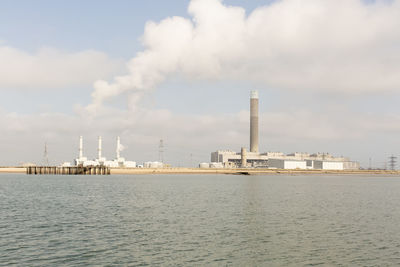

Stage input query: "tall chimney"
[
  {"left": 250, "top": 90, "right": 259, "bottom": 153},
  {"left": 98, "top": 136, "right": 102, "bottom": 159},
  {"left": 116, "top": 136, "right": 120, "bottom": 159},
  {"left": 241, "top": 147, "right": 247, "bottom": 168},
  {"left": 79, "top": 136, "right": 83, "bottom": 159}
]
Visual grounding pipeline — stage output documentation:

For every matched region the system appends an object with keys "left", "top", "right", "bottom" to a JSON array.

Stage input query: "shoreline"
[
  {"left": 110, "top": 168, "right": 400, "bottom": 176},
  {"left": 0, "top": 167, "right": 26, "bottom": 174},
  {"left": 1, "top": 167, "right": 399, "bottom": 176}
]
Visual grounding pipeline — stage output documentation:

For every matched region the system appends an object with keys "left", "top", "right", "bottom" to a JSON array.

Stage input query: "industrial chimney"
[
  {"left": 241, "top": 147, "right": 247, "bottom": 168},
  {"left": 116, "top": 136, "right": 121, "bottom": 159},
  {"left": 250, "top": 91, "right": 259, "bottom": 153},
  {"left": 79, "top": 136, "right": 83, "bottom": 159},
  {"left": 98, "top": 136, "right": 102, "bottom": 159}
]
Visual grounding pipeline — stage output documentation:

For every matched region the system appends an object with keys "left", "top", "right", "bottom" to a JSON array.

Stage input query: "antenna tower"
[
  {"left": 389, "top": 155, "right": 397, "bottom": 170},
  {"left": 43, "top": 142, "right": 49, "bottom": 166},
  {"left": 159, "top": 139, "right": 164, "bottom": 163}
]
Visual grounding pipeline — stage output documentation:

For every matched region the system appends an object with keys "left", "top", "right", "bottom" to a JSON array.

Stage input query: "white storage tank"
[
  {"left": 124, "top": 161, "right": 137, "bottom": 168},
  {"left": 199, "top": 163, "right": 210, "bottom": 168}
]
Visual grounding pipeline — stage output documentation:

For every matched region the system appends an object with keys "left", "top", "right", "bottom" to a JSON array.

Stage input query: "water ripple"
[{"left": 1, "top": 174, "right": 400, "bottom": 266}]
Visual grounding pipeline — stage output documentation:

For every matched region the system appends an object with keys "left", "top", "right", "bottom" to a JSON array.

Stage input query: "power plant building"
[
  {"left": 74, "top": 136, "right": 137, "bottom": 168},
  {"left": 210, "top": 91, "right": 360, "bottom": 170},
  {"left": 70, "top": 136, "right": 164, "bottom": 168},
  {"left": 268, "top": 158, "right": 307, "bottom": 170}
]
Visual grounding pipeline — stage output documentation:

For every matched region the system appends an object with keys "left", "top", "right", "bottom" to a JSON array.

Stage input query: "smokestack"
[
  {"left": 116, "top": 136, "right": 120, "bottom": 159},
  {"left": 79, "top": 136, "right": 83, "bottom": 159},
  {"left": 250, "top": 90, "right": 259, "bottom": 153},
  {"left": 241, "top": 147, "right": 247, "bottom": 168},
  {"left": 98, "top": 136, "right": 102, "bottom": 159}
]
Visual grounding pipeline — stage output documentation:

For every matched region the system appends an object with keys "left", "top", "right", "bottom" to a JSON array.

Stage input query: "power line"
[
  {"left": 389, "top": 155, "right": 397, "bottom": 170},
  {"left": 43, "top": 142, "right": 49, "bottom": 166}
]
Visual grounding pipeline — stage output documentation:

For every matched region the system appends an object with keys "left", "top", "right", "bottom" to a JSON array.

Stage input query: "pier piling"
[{"left": 26, "top": 166, "right": 110, "bottom": 175}]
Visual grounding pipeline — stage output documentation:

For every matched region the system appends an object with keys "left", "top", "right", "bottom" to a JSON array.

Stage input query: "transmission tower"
[
  {"left": 389, "top": 155, "right": 397, "bottom": 170},
  {"left": 159, "top": 139, "right": 164, "bottom": 163},
  {"left": 43, "top": 142, "right": 49, "bottom": 166}
]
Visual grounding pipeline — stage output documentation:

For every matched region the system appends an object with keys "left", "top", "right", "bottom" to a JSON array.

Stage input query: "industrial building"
[
  {"left": 268, "top": 158, "right": 307, "bottom": 170},
  {"left": 68, "top": 136, "right": 164, "bottom": 168},
  {"left": 209, "top": 91, "right": 360, "bottom": 170},
  {"left": 71, "top": 136, "right": 137, "bottom": 168}
]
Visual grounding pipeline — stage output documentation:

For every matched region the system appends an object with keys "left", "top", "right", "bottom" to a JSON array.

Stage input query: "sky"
[{"left": 1, "top": 0, "right": 400, "bottom": 168}]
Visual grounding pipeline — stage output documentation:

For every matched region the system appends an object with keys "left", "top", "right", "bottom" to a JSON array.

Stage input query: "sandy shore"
[
  {"left": 110, "top": 168, "right": 400, "bottom": 176},
  {"left": 0, "top": 167, "right": 399, "bottom": 176},
  {"left": 0, "top": 167, "right": 26, "bottom": 173}
]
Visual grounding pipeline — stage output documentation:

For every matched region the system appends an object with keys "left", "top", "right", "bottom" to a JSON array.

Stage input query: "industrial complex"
[
  {"left": 62, "top": 136, "right": 163, "bottom": 168},
  {"left": 206, "top": 91, "right": 360, "bottom": 170},
  {"left": 49, "top": 90, "right": 359, "bottom": 171}
]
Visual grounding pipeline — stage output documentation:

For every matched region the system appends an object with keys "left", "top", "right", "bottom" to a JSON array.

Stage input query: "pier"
[{"left": 26, "top": 166, "right": 110, "bottom": 175}]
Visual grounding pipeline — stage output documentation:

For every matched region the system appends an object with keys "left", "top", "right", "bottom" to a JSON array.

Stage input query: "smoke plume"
[{"left": 87, "top": 0, "right": 400, "bottom": 113}]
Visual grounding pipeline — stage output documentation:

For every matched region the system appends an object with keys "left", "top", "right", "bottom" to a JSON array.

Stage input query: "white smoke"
[
  {"left": 87, "top": 0, "right": 400, "bottom": 113},
  {"left": 118, "top": 143, "right": 125, "bottom": 152}
]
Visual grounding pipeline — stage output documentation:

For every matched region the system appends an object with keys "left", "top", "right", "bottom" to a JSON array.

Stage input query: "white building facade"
[
  {"left": 211, "top": 150, "right": 359, "bottom": 170},
  {"left": 74, "top": 136, "right": 137, "bottom": 168}
]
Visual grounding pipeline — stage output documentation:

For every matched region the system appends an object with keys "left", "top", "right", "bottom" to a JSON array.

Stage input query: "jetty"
[{"left": 26, "top": 166, "right": 110, "bottom": 175}]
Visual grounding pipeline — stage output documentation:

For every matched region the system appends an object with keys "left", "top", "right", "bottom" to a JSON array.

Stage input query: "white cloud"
[
  {"left": 0, "top": 46, "right": 123, "bottom": 89},
  {"left": 87, "top": 0, "right": 400, "bottom": 112}
]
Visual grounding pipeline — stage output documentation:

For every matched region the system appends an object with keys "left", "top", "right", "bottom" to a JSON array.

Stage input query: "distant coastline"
[
  {"left": 0, "top": 167, "right": 399, "bottom": 176},
  {"left": 0, "top": 167, "right": 26, "bottom": 174}
]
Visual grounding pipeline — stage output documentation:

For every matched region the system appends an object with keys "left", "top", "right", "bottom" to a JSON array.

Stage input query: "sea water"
[{"left": 1, "top": 174, "right": 400, "bottom": 266}]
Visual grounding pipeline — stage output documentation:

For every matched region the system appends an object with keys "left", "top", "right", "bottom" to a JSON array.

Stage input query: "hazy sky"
[{"left": 1, "top": 0, "right": 400, "bottom": 168}]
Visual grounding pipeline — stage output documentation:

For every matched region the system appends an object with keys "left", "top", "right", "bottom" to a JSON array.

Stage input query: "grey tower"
[{"left": 250, "top": 91, "right": 259, "bottom": 153}]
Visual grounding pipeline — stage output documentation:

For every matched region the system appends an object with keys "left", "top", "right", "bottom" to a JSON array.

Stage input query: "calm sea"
[{"left": 1, "top": 174, "right": 400, "bottom": 266}]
